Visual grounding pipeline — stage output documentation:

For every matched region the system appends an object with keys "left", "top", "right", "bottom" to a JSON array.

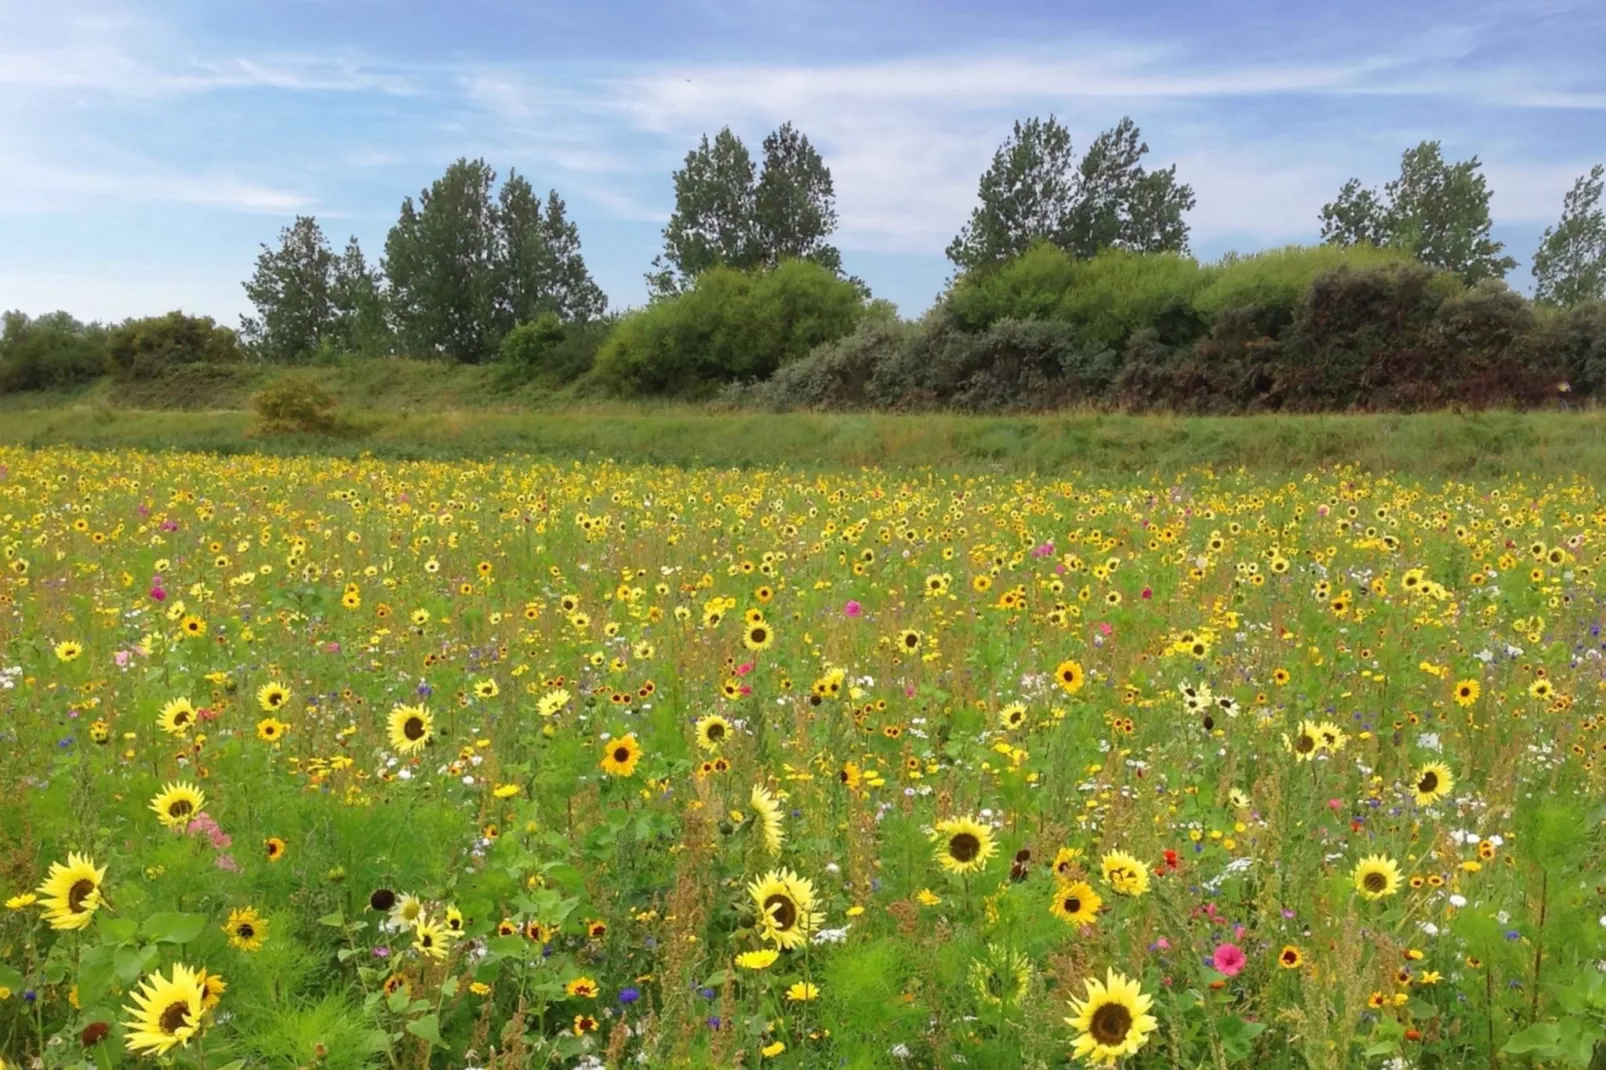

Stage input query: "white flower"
[
  {"left": 890, "top": 1044, "right": 911, "bottom": 1060},
  {"left": 812, "top": 926, "right": 850, "bottom": 945},
  {"left": 1449, "top": 894, "right": 1467, "bottom": 908},
  {"left": 1418, "top": 733, "right": 1441, "bottom": 752},
  {"left": 1420, "top": 922, "right": 1439, "bottom": 936}
]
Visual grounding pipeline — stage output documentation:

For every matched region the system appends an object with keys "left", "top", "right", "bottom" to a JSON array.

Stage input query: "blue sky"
[{"left": 2, "top": 0, "right": 1603, "bottom": 326}]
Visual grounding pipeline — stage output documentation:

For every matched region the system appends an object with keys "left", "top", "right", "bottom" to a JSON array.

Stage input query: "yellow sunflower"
[
  {"left": 35, "top": 852, "right": 107, "bottom": 931},
  {"left": 735, "top": 949, "right": 779, "bottom": 970},
  {"left": 1100, "top": 850, "right": 1151, "bottom": 897},
  {"left": 933, "top": 816, "right": 996, "bottom": 875},
  {"left": 1049, "top": 880, "right": 1102, "bottom": 928},
  {"left": 149, "top": 782, "right": 206, "bottom": 829},
  {"left": 748, "top": 868, "right": 823, "bottom": 950},
  {"left": 970, "top": 943, "right": 1034, "bottom": 1006},
  {"left": 1065, "top": 969, "right": 1158, "bottom": 1066},
  {"left": 157, "top": 697, "right": 198, "bottom": 736},
  {"left": 1453, "top": 679, "right": 1480, "bottom": 706},
  {"left": 999, "top": 703, "right": 1028, "bottom": 731},
  {"left": 222, "top": 907, "right": 267, "bottom": 952},
  {"left": 386, "top": 704, "right": 434, "bottom": 756},
  {"left": 599, "top": 734, "right": 642, "bottom": 777},
  {"left": 255, "top": 717, "right": 288, "bottom": 743},
  {"left": 413, "top": 917, "right": 452, "bottom": 961},
  {"left": 1412, "top": 762, "right": 1453, "bottom": 805},
  {"left": 743, "top": 620, "right": 775, "bottom": 651},
  {"left": 122, "top": 962, "right": 205, "bottom": 1056},
  {"left": 1286, "top": 720, "right": 1322, "bottom": 761},
  {"left": 750, "top": 784, "right": 785, "bottom": 855},
  {"left": 256, "top": 682, "right": 289, "bottom": 712},
  {"left": 1353, "top": 854, "right": 1402, "bottom": 901},
  {"left": 54, "top": 640, "right": 82, "bottom": 662},
  {"left": 695, "top": 714, "right": 732, "bottom": 751},
  {"left": 1055, "top": 659, "right": 1086, "bottom": 695}
]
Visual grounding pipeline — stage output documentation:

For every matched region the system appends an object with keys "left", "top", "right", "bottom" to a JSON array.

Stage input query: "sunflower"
[
  {"left": 735, "top": 949, "right": 779, "bottom": 970},
  {"left": 198, "top": 969, "right": 226, "bottom": 1011},
  {"left": 743, "top": 620, "right": 775, "bottom": 651},
  {"left": 390, "top": 893, "right": 426, "bottom": 930},
  {"left": 122, "top": 962, "right": 205, "bottom": 1056},
  {"left": 600, "top": 734, "right": 642, "bottom": 777},
  {"left": 1100, "top": 850, "right": 1151, "bottom": 897},
  {"left": 1353, "top": 854, "right": 1402, "bottom": 901},
  {"left": 386, "top": 704, "right": 434, "bottom": 756},
  {"left": 999, "top": 703, "right": 1027, "bottom": 731},
  {"left": 1065, "top": 969, "right": 1159, "bottom": 1066},
  {"left": 748, "top": 868, "right": 823, "bottom": 950},
  {"left": 222, "top": 907, "right": 267, "bottom": 952},
  {"left": 256, "top": 717, "right": 288, "bottom": 743},
  {"left": 1278, "top": 946, "right": 1304, "bottom": 969},
  {"left": 158, "top": 698, "right": 197, "bottom": 736},
  {"left": 1052, "top": 846, "right": 1083, "bottom": 880},
  {"left": 149, "top": 782, "right": 206, "bottom": 829},
  {"left": 1049, "top": 880, "right": 1102, "bottom": 928},
  {"left": 696, "top": 714, "right": 732, "bottom": 751},
  {"left": 473, "top": 678, "right": 499, "bottom": 699},
  {"left": 750, "top": 784, "right": 785, "bottom": 855},
  {"left": 969, "top": 943, "right": 1034, "bottom": 1006},
  {"left": 896, "top": 629, "right": 923, "bottom": 654},
  {"left": 1055, "top": 659, "right": 1086, "bottom": 695},
  {"left": 1453, "top": 679, "right": 1481, "bottom": 706},
  {"left": 413, "top": 917, "right": 452, "bottom": 960},
  {"left": 54, "top": 639, "right": 82, "bottom": 662},
  {"left": 36, "top": 852, "right": 107, "bottom": 931},
  {"left": 933, "top": 815, "right": 996, "bottom": 875},
  {"left": 179, "top": 614, "right": 206, "bottom": 638},
  {"left": 265, "top": 837, "right": 286, "bottom": 862},
  {"left": 1412, "top": 762, "right": 1453, "bottom": 805},
  {"left": 256, "top": 682, "right": 289, "bottom": 712},
  {"left": 1286, "top": 720, "right": 1321, "bottom": 761}
]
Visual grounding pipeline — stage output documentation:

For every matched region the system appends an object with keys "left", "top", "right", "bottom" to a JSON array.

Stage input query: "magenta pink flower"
[
  {"left": 843, "top": 600, "right": 862, "bottom": 618},
  {"left": 1212, "top": 943, "right": 1247, "bottom": 977},
  {"left": 735, "top": 662, "right": 754, "bottom": 676}
]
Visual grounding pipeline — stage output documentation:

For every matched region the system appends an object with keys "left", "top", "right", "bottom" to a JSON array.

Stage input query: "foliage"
[
  {"left": 383, "top": 159, "right": 605, "bottom": 363},
  {"left": 106, "top": 311, "right": 244, "bottom": 381},
  {"left": 0, "top": 310, "right": 108, "bottom": 392},
  {"left": 240, "top": 216, "right": 387, "bottom": 363},
  {"left": 1533, "top": 164, "right": 1606, "bottom": 307},
  {"left": 1321, "top": 140, "right": 1517, "bottom": 285},
  {"left": 596, "top": 259, "right": 866, "bottom": 395},
  {"left": 250, "top": 374, "right": 346, "bottom": 435},
  {"left": 649, "top": 124, "right": 843, "bottom": 296},
  {"left": 946, "top": 115, "right": 1195, "bottom": 272}
]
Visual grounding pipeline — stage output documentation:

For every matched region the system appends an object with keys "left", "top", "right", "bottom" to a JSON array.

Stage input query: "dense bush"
[
  {"left": 592, "top": 260, "right": 867, "bottom": 395},
  {"left": 497, "top": 313, "right": 615, "bottom": 386},
  {"left": 0, "top": 311, "right": 109, "bottom": 392},
  {"left": 107, "top": 311, "right": 244, "bottom": 381},
  {"left": 250, "top": 374, "right": 345, "bottom": 435}
]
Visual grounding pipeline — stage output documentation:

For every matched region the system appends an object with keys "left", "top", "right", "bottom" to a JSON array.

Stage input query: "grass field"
[{"left": 1, "top": 443, "right": 1603, "bottom": 1067}]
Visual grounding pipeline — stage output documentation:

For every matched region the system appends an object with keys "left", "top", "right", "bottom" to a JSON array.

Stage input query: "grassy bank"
[{"left": 4, "top": 401, "right": 1605, "bottom": 477}]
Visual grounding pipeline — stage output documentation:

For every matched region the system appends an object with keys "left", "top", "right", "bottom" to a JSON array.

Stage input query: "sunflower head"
[
  {"left": 1066, "top": 969, "right": 1158, "bottom": 1065},
  {"left": 150, "top": 782, "right": 205, "bottom": 829},
  {"left": 36, "top": 852, "right": 107, "bottom": 931},
  {"left": 1353, "top": 854, "right": 1402, "bottom": 901},
  {"left": 933, "top": 816, "right": 996, "bottom": 876}
]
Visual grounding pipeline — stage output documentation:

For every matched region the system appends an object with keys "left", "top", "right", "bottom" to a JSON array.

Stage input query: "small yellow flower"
[
  {"left": 5, "top": 893, "right": 37, "bottom": 910},
  {"left": 916, "top": 888, "right": 942, "bottom": 906},
  {"left": 493, "top": 783, "right": 521, "bottom": 799},
  {"left": 786, "top": 981, "right": 820, "bottom": 1001},
  {"left": 735, "top": 949, "right": 779, "bottom": 970},
  {"left": 762, "top": 1041, "right": 786, "bottom": 1057}
]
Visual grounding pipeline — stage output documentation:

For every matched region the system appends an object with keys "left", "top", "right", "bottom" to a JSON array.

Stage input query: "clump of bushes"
[
  {"left": 108, "top": 311, "right": 244, "bottom": 381},
  {"left": 0, "top": 311, "right": 109, "bottom": 392},
  {"left": 250, "top": 374, "right": 346, "bottom": 435}
]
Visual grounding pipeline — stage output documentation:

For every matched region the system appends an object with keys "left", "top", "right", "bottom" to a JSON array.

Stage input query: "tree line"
[{"left": 3, "top": 115, "right": 1604, "bottom": 412}]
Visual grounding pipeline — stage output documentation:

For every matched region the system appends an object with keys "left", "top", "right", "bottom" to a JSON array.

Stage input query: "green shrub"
[
  {"left": 0, "top": 311, "right": 108, "bottom": 392},
  {"left": 498, "top": 313, "right": 614, "bottom": 385},
  {"left": 1531, "top": 301, "right": 1606, "bottom": 397},
  {"left": 107, "top": 311, "right": 244, "bottom": 381},
  {"left": 592, "top": 260, "right": 866, "bottom": 395},
  {"left": 1192, "top": 244, "right": 1408, "bottom": 323},
  {"left": 250, "top": 375, "right": 344, "bottom": 435},
  {"left": 751, "top": 318, "right": 914, "bottom": 410}
]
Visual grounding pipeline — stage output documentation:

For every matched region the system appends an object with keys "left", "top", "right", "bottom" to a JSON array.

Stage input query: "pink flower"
[
  {"left": 114, "top": 650, "right": 131, "bottom": 668},
  {"left": 214, "top": 853, "right": 239, "bottom": 872},
  {"left": 738, "top": 685, "right": 752, "bottom": 697},
  {"left": 842, "top": 600, "right": 862, "bottom": 618},
  {"left": 1097, "top": 622, "right": 1113, "bottom": 636},
  {"left": 1327, "top": 798, "right": 1343, "bottom": 812},
  {"left": 323, "top": 641, "right": 341, "bottom": 654},
  {"left": 150, "top": 586, "right": 166, "bottom": 602},
  {"left": 735, "top": 662, "right": 754, "bottom": 676},
  {"left": 1212, "top": 943, "right": 1247, "bottom": 977},
  {"left": 198, "top": 707, "right": 217, "bottom": 722},
  {"left": 1141, "top": 587, "right": 1153, "bottom": 600}
]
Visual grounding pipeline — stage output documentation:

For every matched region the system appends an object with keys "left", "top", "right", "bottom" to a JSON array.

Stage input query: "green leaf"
[
  {"left": 1502, "top": 1022, "right": 1561, "bottom": 1055},
  {"left": 386, "top": 986, "right": 412, "bottom": 1014},
  {"left": 440, "top": 976, "right": 458, "bottom": 998},
  {"left": 1405, "top": 997, "right": 1439, "bottom": 1020},
  {"left": 1217, "top": 1016, "right": 1268, "bottom": 1061},
  {"left": 318, "top": 911, "right": 346, "bottom": 927},
  {"left": 76, "top": 946, "right": 116, "bottom": 997},
  {"left": 406, "top": 1013, "right": 443, "bottom": 1047},
  {"left": 114, "top": 943, "right": 159, "bottom": 983},
  {"left": 142, "top": 911, "right": 207, "bottom": 944},
  {"left": 98, "top": 917, "right": 139, "bottom": 945},
  {"left": 0, "top": 963, "right": 24, "bottom": 990}
]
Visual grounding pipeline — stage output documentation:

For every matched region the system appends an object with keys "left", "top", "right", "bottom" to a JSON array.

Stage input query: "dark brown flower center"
[
  {"left": 158, "top": 1001, "right": 191, "bottom": 1035},
  {"left": 1063, "top": 896, "right": 1082, "bottom": 914},
  {"left": 67, "top": 878, "right": 96, "bottom": 912},
  {"left": 613, "top": 746, "right": 631, "bottom": 763},
  {"left": 168, "top": 799, "right": 194, "bottom": 819},
  {"left": 1090, "top": 1002, "right": 1133, "bottom": 1045},
  {"left": 764, "top": 893, "right": 798, "bottom": 931},
  {"left": 236, "top": 923, "right": 254, "bottom": 939},
  {"left": 403, "top": 716, "right": 425, "bottom": 741},
  {"left": 751, "top": 627, "right": 767, "bottom": 644},
  {"left": 949, "top": 832, "right": 981, "bottom": 863},
  {"left": 1363, "top": 870, "right": 1388, "bottom": 893},
  {"left": 706, "top": 723, "right": 725, "bottom": 741},
  {"left": 1418, "top": 771, "right": 1438, "bottom": 793},
  {"left": 1295, "top": 734, "right": 1316, "bottom": 753}
]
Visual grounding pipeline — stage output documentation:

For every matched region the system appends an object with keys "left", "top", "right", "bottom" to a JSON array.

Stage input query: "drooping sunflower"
[
  {"left": 122, "top": 962, "right": 205, "bottom": 1056},
  {"left": 695, "top": 714, "right": 732, "bottom": 751},
  {"left": 599, "top": 734, "right": 642, "bottom": 777},
  {"left": 158, "top": 698, "right": 197, "bottom": 736},
  {"left": 36, "top": 852, "right": 107, "bottom": 931},
  {"left": 1050, "top": 880, "right": 1102, "bottom": 928},
  {"left": 1065, "top": 969, "right": 1158, "bottom": 1066},
  {"left": 386, "top": 704, "right": 434, "bottom": 756},
  {"left": 413, "top": 917, "right": 452, "bottom": 960},
  {"left": 1412, "top": 762, "right": 1454, "bottom": 805},
  {"left": 256, "top": 682, "right": 289, "bottom": 712},
  {"left": 748, "top": 868, "right": 823, "bottom": 950},
  {"left": 222, "top": 907, "right": 267, "bottom": 952},
  {"left": 750, "top": 784, "right": 785, "bottom": 855},
  {"left": 1353, "top": 854, "right": 1402, "bottom": 901},
  {"left": 969, "top": 943, "right": 1034, "bottom": 1006},
  {"left": 1055, "top": 659, "right": 1086, "bottom": 695},
  {"left": 933, "top": 816, "right": 996, "bottom": 876},
  {"left": 149, "top": 782, "right": 206, "bottom": 829},
  {"left": 1100, "top": 850, "right": 1151, "bottom": 898}
]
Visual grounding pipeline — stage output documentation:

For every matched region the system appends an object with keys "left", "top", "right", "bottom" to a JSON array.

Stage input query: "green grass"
[{"left": 4, "top": 399, "right": 1606, "bottom": 477}]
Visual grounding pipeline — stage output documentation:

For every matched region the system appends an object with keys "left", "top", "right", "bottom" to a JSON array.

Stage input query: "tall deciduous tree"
[
  {"left": 1321, "top": 141, "right": 1516, "bottom": 285},
  {"left": 1533, "top": 164, "right": 1606, "bottom": 307},
  {"left": 385, "top": 159, "right": 606, "bottom": 362},
  {"left": 946, "top": 116, "right": 1195, "bottom": 273},
  {"left": 241, "top": 216, "right": 338, "bottom": 363},
  {"left": 649, "top": 123, "right": 844, "bottom": 296}
]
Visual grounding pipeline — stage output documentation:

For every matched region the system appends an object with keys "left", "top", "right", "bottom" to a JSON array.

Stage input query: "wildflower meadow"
[{"left": 2, "top": 445, "right": 1604, "bottom": 1069}]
